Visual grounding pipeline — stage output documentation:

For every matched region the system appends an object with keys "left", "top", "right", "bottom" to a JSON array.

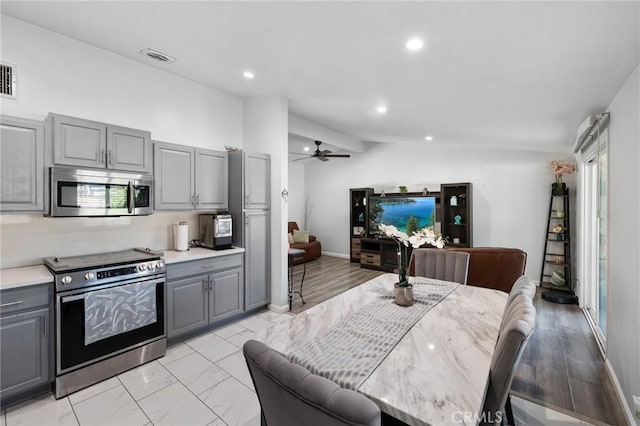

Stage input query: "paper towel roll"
[{"left": 173, "top": 222, "right": 189, "bottom": 252}]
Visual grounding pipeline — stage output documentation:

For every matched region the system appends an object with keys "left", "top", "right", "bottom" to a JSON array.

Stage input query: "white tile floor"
[
  {"left": 1, "top": 310, "right": 599, "bottom": 426},
  {"left": 2, "top": 310, "right": 292, "bottom": 426}
]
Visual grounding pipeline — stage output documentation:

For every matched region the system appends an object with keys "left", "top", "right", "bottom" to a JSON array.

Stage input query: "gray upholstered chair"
[
  {"left": 483, "top": 294, "right": 536, "bottom": 425},
  {"left": 243, "top": 339, "right": 381, "bottom": 426},
  {"left": 411, "top": 248, "right": 470, "bottom": 285},
  {"left": 507, "top": 275, "right": 536, "bottom": 304}
]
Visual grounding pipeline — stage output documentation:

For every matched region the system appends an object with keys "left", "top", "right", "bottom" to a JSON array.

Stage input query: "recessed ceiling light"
[
  {"left": 406, "top": 38, "right": 424, "bottom": 51},
  {"left": 425, "top": 135, "right": 433, "bottom": 141},
  {"left": 303, "top": 146, "right": 310, "bottom": 152},
  {"left": 377, "top": 106, "right": 387, "bottom": 114},
  {"left": 243, "top": 71, "right": 255, "bottom": 79}
]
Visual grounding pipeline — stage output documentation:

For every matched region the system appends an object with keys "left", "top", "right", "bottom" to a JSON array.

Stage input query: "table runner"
[{"left": 288, "top": 278, "right": 458, "bottom": 390}]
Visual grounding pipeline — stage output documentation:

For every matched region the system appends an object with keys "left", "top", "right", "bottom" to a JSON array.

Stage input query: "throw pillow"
[
  {"left": 287, "top": 232, "right": 294, "bottom": 244},
  {"left": 292, "top": 229, "right": 310, "bottom": 244}
]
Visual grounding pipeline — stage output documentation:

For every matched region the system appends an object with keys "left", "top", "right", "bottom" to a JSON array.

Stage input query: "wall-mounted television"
[{"left": 368, "top": 196, "right": 436, "bottom": 237}]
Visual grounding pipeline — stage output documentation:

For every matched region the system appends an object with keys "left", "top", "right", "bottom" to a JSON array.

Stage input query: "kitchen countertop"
[
  {"left": 0, "top": 248, "right": 245, "bottom": 290},
  {"left": 162, "top": 247, "right": 245, "bottom": 265},
  {"left": 0, "top": 265, "right": 54, "bottom": 291}
]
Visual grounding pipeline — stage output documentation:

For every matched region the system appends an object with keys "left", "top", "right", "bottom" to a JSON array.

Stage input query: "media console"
[{"left": 350, "top": 183, "right": 472, "bottom": 273}]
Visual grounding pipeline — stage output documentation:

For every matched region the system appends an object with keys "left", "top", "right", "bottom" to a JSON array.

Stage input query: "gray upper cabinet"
[
  {"left": 244, "top": 153, "right": 270, "bottom": 209},
  {"left": 49, "top": 113, "right": 151, "bottom": 173},
  {"left": 0, "top": 115, "right": 45, "bottom": 211},
  {"left": 107, "top": 125, "right": 152, "bottom": 172},
  {"left": 154, "top": 142, "right": 194, "bottom": 210},
  {"left": 195, "top": 149, "right": 228, "bottom": 210},
  {"left": 154, "top": 141, "right": 228, "bottom": 211}
]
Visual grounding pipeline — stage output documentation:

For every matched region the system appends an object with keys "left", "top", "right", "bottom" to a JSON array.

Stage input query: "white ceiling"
[{"left": 2, "top": 1, "right": 639, "bottom": 151}]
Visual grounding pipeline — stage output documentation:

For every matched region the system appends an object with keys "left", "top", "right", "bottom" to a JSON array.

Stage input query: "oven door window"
[
  {"left": 58, "top": 280, "right": 165, "bottom": 373},
  {"left": 59, "top": 182, "right": 128, "bottom": 209}
]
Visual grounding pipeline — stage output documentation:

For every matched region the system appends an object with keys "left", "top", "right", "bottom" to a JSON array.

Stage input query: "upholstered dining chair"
[
  {"left": 243, "top": 339, "right": 381, "bottom": 426},
  {"left": 483, "top": 294, "right": 536, "bottom": 426},
  {"left": 507, "top": 275, "right": 536, "bottom": 304},
  {"left": 411, "top": 248, "right": 470, "bottom": 285}
]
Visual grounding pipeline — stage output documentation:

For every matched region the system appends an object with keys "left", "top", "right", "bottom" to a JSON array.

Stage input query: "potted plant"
[
  {"left": 551, "top": 160, "right": 576, "bottom": 194},
  {"left": 378, "top": 224, "right": 445, "bottom": 306}
]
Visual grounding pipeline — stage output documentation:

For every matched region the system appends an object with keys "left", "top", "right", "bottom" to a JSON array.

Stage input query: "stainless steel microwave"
[{"left": 49, "top": 166, "right": 153, "bottom": 217}]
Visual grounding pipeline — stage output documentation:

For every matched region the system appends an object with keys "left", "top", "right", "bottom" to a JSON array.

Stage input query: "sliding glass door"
[{"left": 582, "top": 140, "right": 608, "bottom": 344}]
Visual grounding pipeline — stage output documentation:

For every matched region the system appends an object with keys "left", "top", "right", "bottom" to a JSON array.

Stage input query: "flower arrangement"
[
  {"left": 378, "top": 224, "right": 446, "bottom": 286},
  {"left": 550, "top": 160, "right": 576, "bottom": 194},
  {"left": 550, "top": 161, "right": 576, "bottom": 183},
  {"left": 552, "top": 225, "right": 565, "bottom": 233}
]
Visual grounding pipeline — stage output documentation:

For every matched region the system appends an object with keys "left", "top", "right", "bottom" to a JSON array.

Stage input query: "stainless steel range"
[{"left": 45, "top": 249, "right": 166, "bottom": 398}]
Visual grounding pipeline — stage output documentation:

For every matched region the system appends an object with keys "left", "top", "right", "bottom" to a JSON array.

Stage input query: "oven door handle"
[
  {"left": 61, "top": 294, "right": 85, "bottom": 303},
  {"left": 127, "top": 181, "right": 135, "bottom": 214}
]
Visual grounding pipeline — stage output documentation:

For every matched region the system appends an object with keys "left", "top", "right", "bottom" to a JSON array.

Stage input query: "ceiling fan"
[{"left": 291, "top": 140, "right": 351, "bottom": 162}]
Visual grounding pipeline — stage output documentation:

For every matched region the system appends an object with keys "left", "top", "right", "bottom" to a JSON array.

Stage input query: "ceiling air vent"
[
  {"left": 1, "top": 63, "right": 16, "bottom": 98},
  {"left": 139, "top": 48, "right": 176, "bottom": 64}
]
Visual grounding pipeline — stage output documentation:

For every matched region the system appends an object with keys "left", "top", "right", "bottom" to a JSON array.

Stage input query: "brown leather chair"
[
  {"left": 288, "top": 222, "right": 321, "bottom": 264},
  {"left": 409, "top": 247, "right": 527, "bottom": 293},
  {"left": 446, "top": 247, "right": 527, "bottom": 293}
]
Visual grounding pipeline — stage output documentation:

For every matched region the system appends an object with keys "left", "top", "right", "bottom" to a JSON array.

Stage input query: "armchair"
[{"left": 288, "top": 222, "right": 321, "bottom": 264}]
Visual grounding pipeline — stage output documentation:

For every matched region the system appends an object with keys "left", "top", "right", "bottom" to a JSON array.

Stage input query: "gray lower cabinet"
[
  {"left": 48, "top": 113, "right": 151, "bottom": 173},
  {"left": 0, "top": 284, "right": 53, "bottom": 404},
  {"left": 166, "top": 254, "right": 244, "bottom": 340},
  {"left": 0, "top": 115, "right": 45, "bottom": 211},
  {"left": 209, "top": 269, "right": 242, "bottom": 322},
  {"left": 166, "top": 276, "right": 209, "bottom": 338},
  {"left": 154, "top": 141, "right": 228, "bottom": 211}
]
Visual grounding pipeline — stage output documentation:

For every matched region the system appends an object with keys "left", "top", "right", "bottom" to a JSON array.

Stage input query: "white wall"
[
  {"left": 606, "top": 65, "right": 640, "bottom": 423},
  {"left": 243, "top": 96, "right": 289, "bottom": 310},
  {"left": 0, "top": 16, "right": 243, "bottom": 268},
  {"left": 287, "top": 162, "right": 306, "bottom": 228},
  {"left": 304, "top": 142, "right": 562, "bottom": 277}
]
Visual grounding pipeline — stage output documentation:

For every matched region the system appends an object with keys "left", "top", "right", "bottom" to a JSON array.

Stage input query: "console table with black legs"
[{"left": 288, "top": 248, "right": 307, "bottom": 311}]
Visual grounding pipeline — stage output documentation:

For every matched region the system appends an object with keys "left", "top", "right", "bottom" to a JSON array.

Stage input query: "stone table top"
[{"left": 255, "top": 273, "right": 508, "bottom": 426}]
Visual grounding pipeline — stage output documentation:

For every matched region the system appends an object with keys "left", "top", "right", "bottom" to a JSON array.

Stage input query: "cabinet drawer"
[
  {"left": 0, "top": 285, "right": 51, "bottom": 315},
  {"left": 351, "top": 238, "right": 361, "bottom": 247},
  {"left": 167, "top": 254, "right": 243, "bottom": 280},
  {"left": 360, "top": 253, "right": 380, "bottom": 266}
]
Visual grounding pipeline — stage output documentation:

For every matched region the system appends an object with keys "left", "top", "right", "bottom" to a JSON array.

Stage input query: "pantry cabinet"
[{"left": 48, "top": 113, "right": 151, "bottom": 173}]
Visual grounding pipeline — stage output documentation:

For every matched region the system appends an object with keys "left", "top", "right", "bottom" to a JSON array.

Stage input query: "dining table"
[{"left": 255, "top": 273, "right": 508, "bottom": 426}]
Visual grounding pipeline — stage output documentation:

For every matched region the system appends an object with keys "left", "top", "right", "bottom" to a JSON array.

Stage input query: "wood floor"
[
  {"left": 289, "top": 255, "right": 384, "bottom": 314},
  {"left": 511, "top": 289, "right": 628, "bottom": 425},
  {"left": 289, "top": 255, "right": 628, "bottom": 425}
]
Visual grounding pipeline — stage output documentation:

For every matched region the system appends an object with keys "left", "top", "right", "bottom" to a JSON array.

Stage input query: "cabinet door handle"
[
  {"left": 0, "top": 300, "right": 24, "bottom": 308},
  {"left": 127, "top": 181, "right": 135, "bottom": 214},
  {"left": 101, "top": 149, "right": 106, "bottom": 164},
  {"left": 108, "top": 150, "right": 113, "bottom": 165},
  {"left": 196, "top": 194, "right": 200, "bottom": 205},
  {"left": 42, "top": 316, "right": 47, "bottom": 338},
  {"left": 245, "top": 194, "right": 250, "bottom": 205}
]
